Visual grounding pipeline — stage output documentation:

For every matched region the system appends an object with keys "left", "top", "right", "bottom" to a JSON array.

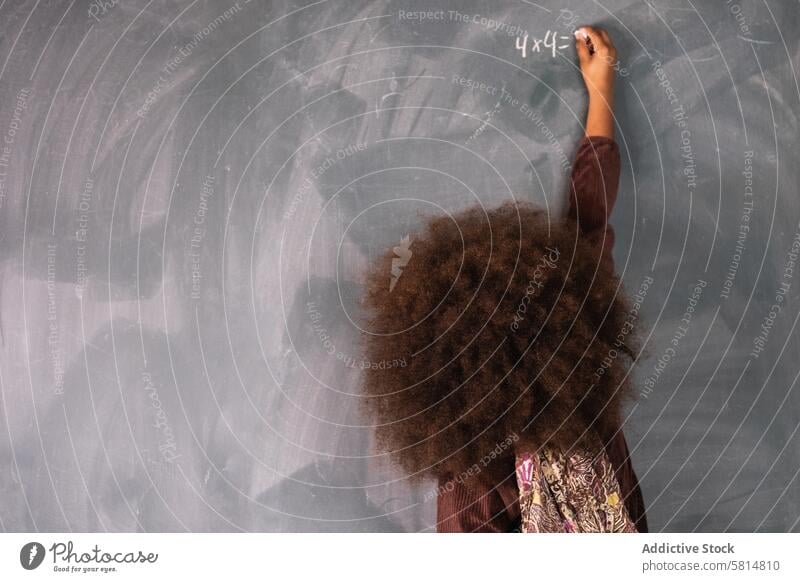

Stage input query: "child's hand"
[
  {"left": 574, "top": 26, "right": 617, "bottom": 103},
  {"left": 575, "top": 25, "right": 617, "bottom": 138}
]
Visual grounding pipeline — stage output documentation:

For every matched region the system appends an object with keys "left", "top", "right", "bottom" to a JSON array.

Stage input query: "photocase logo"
[
  {"left": 389, "top": 235, "right": 413, "bottom": 292},
  {"left": 20, "top": 542, "right": 45, "bottom": 570}
]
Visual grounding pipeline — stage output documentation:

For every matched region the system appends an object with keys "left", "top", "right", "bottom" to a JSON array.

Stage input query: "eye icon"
[{"left": 20, "top": 542, "right": 45, "bottom": 570}]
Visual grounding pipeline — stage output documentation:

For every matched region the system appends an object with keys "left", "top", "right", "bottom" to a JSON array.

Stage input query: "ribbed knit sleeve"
[
  {"left": 568, "top": 135, "right": 621, "bottom": 269},
  {"left": 435, "top": 467, "right": 520, "bottom": 532},
  {"left": 568, "top": 135, "right": 621, "bottom": 231}
]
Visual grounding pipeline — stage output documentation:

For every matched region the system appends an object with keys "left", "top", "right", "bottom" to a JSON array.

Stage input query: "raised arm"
[
  {"left": 569, "top": 26, "right": 621, "bottom": 264},
  {"left": 570, "top": 28, "right": 647, "bottom": 532}
]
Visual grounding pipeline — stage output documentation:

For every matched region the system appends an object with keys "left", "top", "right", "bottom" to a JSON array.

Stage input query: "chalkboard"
[{"left": 0, "top": 0, "right": 798, "bottom": 532}]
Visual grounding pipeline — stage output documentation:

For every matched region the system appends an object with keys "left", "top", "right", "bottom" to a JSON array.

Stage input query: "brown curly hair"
[{"left": 358, "top": 201, "right": 640, "bottom": 484}]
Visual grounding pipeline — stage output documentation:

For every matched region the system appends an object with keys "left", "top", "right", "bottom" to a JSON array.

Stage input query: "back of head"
[{"left": 359, "top": 201, "right": 639, "bottom": 483}]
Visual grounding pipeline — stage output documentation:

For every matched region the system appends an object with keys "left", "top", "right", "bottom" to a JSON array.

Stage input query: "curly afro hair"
[{"left": 358, "top": 200, "right": 641, "bottom": 484}]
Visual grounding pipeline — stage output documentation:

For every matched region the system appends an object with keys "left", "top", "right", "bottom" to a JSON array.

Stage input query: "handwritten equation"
[{"left": 515, "top": 30, "right": 573, "bottom": 58}]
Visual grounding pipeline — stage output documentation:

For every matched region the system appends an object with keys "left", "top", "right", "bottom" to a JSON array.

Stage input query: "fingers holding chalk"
[
  {"left": 576, "top": 25, "right": 616, "bottom": 58},
  {"left": 574, "top": 26, "right": 595, "bottom": 55},
  {"left": 575, "top": 29, "right": 591, "bottom": 65}
]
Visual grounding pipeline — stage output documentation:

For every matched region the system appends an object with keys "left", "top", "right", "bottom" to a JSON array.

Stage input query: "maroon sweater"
[{"left": 436, "top": 135, "right": 648, "bottom": 533}]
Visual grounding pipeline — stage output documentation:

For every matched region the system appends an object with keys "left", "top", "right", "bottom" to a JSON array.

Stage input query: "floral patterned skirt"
[{"left": 515, "top": 433, "right": 637, "bottom": 533}]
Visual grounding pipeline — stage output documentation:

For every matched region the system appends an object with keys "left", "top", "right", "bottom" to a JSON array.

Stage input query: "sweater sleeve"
[
  {"left": 568, "top": 135, "right": 621, "bottom": 269},
  {"left": 436, "top": 470, "right": 520, "bottom": 532}
]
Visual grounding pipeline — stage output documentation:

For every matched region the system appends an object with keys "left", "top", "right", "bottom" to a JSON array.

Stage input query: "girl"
[{"left": 360, "top": 26, "right": 647, "bottom": 533}]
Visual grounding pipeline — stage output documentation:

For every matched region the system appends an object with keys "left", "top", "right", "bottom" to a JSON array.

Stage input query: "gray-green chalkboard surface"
[{"left": 0, "top": 0, "right": 798, "bottom": 532}]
